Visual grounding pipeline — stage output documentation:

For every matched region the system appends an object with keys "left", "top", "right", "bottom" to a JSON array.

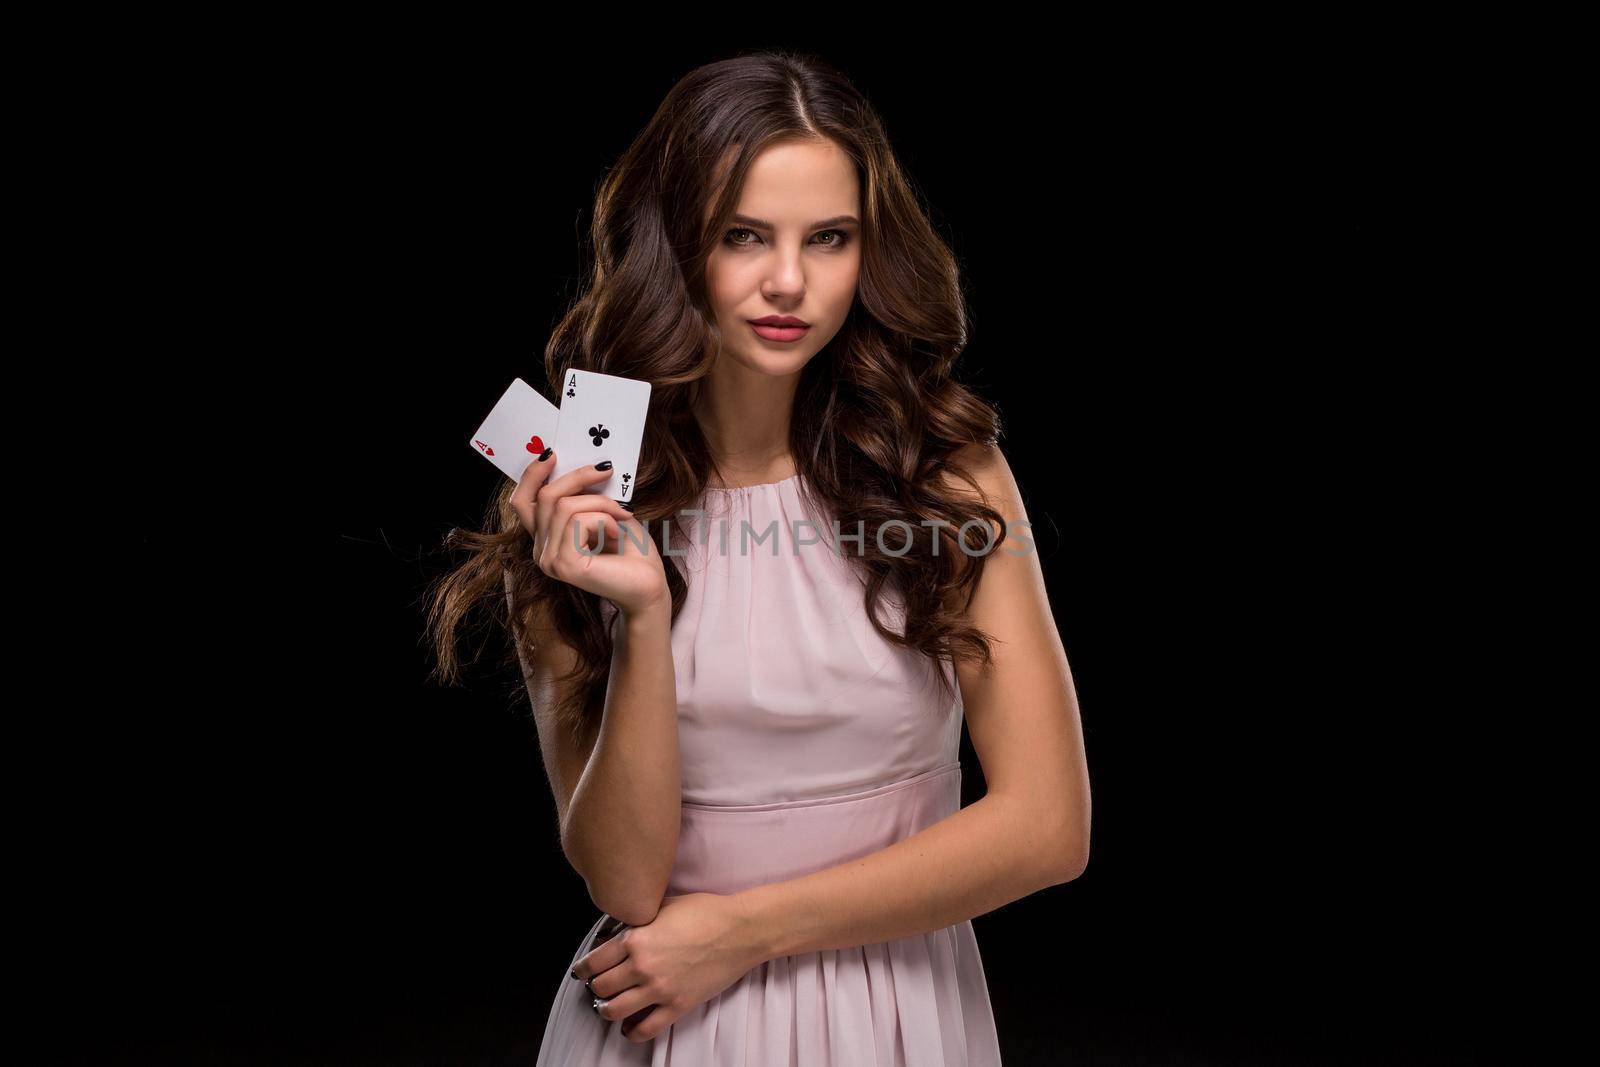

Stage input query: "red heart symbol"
[{"left": 526, "top": 434, "right": 546, "bottom": 454}]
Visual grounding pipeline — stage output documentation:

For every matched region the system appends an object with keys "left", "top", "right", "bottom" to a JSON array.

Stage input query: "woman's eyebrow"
[{"left": 731, "top": 213, "right": 861, "bottom": 230}]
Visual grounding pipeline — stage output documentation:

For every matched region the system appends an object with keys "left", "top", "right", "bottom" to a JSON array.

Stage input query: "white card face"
[
  {"left": 466, "top": 378, "right": 561, "bottom": 483},
  {"left": 551, "top": 369, "right": 652, "bottom": 503}
]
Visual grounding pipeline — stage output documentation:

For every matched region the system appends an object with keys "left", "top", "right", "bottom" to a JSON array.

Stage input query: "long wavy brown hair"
[{"left": 426, "top": 50, "right": 1007, "bottom": 752}]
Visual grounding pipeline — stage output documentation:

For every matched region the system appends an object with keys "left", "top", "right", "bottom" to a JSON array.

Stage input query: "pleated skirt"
[{"left": 535, "top": 762, "right": 1002, "bottom": 1065}]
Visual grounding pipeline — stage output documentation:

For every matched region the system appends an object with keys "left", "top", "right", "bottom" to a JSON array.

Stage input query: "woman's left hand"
[{"left": 573, "top": 892, "right": 767, "bottom": 1044}]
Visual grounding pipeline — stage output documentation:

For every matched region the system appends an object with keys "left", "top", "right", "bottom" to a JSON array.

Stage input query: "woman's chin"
[{"left": 725, "top": 345, "right": 817, "bottom": 377}]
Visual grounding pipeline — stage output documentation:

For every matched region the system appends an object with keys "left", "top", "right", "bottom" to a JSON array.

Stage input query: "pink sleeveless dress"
[{"left": 536, "top": 473, "right": 1002, "bottom": 1065}]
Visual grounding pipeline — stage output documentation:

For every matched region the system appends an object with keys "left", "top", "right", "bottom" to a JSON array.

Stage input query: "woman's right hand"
[{"left": 511, "top": 451, "right": 668, "bottom": 618}]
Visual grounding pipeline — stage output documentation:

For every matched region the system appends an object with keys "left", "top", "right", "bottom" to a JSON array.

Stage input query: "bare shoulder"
[
  {"left": 935, "top": 441, "right": 1028, "bottom": 541},
  {"left": 937, "top": 439, "right": 1011, "bottom": 492}
]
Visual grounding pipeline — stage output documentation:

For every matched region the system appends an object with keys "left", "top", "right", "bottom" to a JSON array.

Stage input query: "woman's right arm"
[
  {"left": 515, "top": 587, "right": 681, "bottom": 927},
  {"left": 506, "top": 456, "right": 682, "bottom": 927}
]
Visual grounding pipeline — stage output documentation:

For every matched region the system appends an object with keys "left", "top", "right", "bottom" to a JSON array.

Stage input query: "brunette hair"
[{"left": 426, "top": 50, "right": 1006, "bottom": 750}]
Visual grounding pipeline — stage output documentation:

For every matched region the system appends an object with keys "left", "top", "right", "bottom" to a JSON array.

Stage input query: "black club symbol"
[{"left": 588, "top": 424, "right": 610, "bottom": 446}]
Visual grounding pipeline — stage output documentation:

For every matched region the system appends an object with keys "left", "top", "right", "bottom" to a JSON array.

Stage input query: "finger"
[
  {"left": 544, "top": 493, "right": 642, "bottom": 569},
  {"left": 579, "top": 511, "right": 628, "bottom": 554},
  {"left": 538, "top": 498, "right": 626, "bottom": 576},
  {"left": 586, "top": 956, "right": 641, "bottom": 999},
  {"left": 573, "top": 926, "right": 630, "bottom": 981},
  {"left": 575, "top": 506, "right": 656, "bottom": 554},
  {"left": 623, "top": 1004, "right": 681, "bottom": 1044},
  {"left": 553, "top": 493, "right": 635, "bottom": 538},
  {"left": 552, "top": 511, "right": 627, "bottom": 567},
  {"left": 569, "top": 915, "right": 625, "bottom": 982},
  {"left": 534, "top": 466, "right": 624, "bottom": 556},
  {"left": 615, "top": 512, "right": 652, "bottom": 547},
  {"left": 536, "top": 463, "right": 621, "bottom": 520},
  {"left": 592, "top": 980, "right": 659, "bottom": 1023},
  {"left": 541, "top": 511, "right": 622, "bottom": 583},
  {"left": 510, "top": 450, "right": 557, "bottom": 535}
]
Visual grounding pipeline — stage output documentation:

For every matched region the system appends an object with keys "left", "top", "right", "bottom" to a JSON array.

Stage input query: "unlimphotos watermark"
[{"left": 573, "top": 510, "right": 1035, "bottom": 558}]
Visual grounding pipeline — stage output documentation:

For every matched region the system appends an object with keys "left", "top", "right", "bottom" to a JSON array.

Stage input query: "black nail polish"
[
  {"left": 570, "top": 967, "right": 580, "bottom": 980},
  {"left": 596, "top": 460, "right": 613, "bottom": 471},
  {"left": 619, "top": 501, "right": 634, "bottom": 512},
  {"left": 539, "top": 448, "right": 553, "bottom": 461}
]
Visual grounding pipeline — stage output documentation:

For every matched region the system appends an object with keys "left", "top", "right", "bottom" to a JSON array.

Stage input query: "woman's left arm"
[
  {"left": 734, "top": 442, "right": 1091, "bottom": 958},
  {"left": 578, "top": 444, "right": 1090, "bottom": 1043}
]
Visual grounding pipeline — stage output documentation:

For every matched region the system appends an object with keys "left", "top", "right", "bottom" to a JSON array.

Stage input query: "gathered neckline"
[{"left": 704, "top": 471, "right": 802, "bottom": 494}]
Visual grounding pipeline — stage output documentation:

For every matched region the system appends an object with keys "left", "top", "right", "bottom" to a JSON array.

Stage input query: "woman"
[{"left": 428, "top": 51, "right": 1089, "bottom": 1064}]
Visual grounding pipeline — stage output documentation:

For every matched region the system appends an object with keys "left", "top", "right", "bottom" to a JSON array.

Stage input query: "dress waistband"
[{"left": 667, "top": 762, "right": 962, "bottom": 896}]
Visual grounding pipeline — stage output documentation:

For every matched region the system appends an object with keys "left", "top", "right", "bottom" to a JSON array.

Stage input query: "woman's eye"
[{"left": 722, "top": 228, "right": 853, "bottom": 249}]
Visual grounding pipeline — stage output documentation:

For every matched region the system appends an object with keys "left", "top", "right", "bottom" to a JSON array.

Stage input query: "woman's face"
[{"left": 704, "top": 138, "right": 862, "bottom": 376}]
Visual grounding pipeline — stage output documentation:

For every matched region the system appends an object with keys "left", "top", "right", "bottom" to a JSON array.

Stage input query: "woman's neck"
[
  {"left": 693, "top": 361, "right": 798, "bottom": 472},
  {"left": 706, "top": 453, "right": 797, "bottom": 490}
]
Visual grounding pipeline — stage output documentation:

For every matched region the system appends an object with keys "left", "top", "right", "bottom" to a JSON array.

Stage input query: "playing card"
[
  {"left": 551, "top": 369, "right": 652, "bottom": 503},
  {"left": 466, "top": 378, "right": 561, "bottom": 483}
]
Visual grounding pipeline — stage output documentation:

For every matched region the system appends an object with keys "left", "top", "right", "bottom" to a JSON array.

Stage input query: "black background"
[{"left": 32, "top": 29, "right": 1503, "bottom": 1066}]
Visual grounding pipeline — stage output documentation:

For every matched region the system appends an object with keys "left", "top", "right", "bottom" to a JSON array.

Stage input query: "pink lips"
[{"left": 749, "top": 320, "right": 810, "bottom": 342}]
